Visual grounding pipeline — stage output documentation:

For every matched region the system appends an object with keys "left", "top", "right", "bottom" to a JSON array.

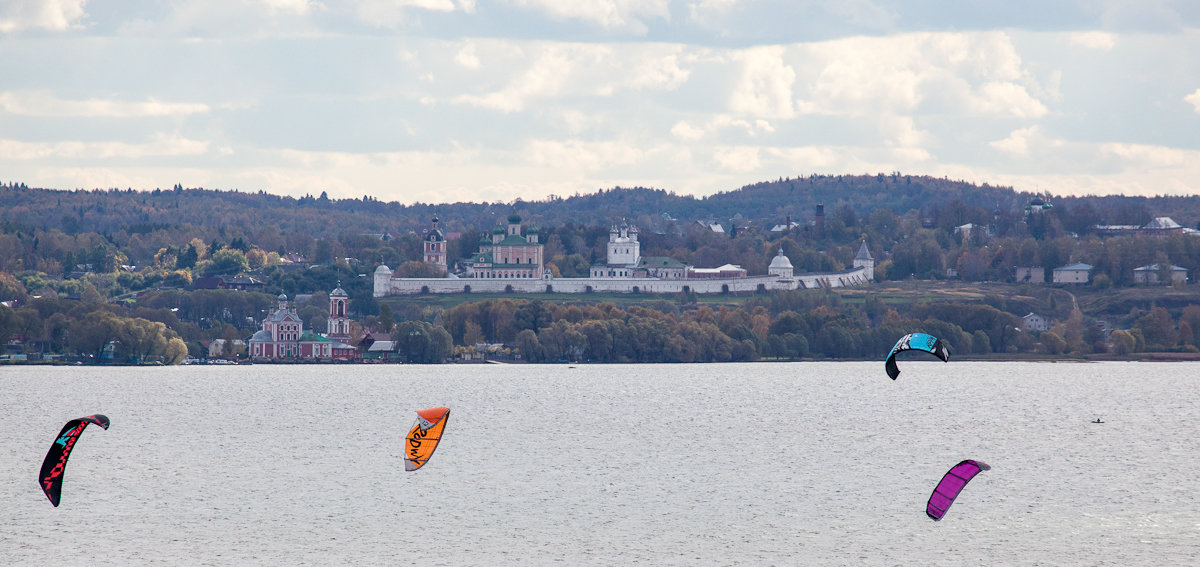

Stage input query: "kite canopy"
[
  {"left": 405, "top": 407, "right": 450, "bottom": 472},
  {"left": 39, "top": 414, "right": 110, "bottom": 507},
  {"left": 885, "top": 332, "right": 950, "bottom": 380},
  {"left": 926, "top": 459, "right": 990, "bottom": 521}
]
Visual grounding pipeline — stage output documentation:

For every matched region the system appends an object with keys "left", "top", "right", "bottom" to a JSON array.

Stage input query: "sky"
[{"left": 2, "top": 0, "right": 1199, "bottom": 205}]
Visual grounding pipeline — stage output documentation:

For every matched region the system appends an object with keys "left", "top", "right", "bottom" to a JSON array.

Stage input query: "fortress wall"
[{"left": 375, "top": 266, "right": 869, "bottom": 297}]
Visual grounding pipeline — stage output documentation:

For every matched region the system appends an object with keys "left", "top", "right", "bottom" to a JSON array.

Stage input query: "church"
[{"left": 247, "top": 284, "right": 358, "bottom": 360}]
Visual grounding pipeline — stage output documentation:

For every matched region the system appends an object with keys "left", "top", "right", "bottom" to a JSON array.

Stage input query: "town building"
[
  {"left": 1132, "top": 263, "right": 1188, "bottom": 285},
  {"left": 1094, "top": 216, "right": 1198, "bottom": 237},
  {"left": 1052, "top": 263, "right": 1093, "bottom": 284},
  {"left": 1022, "top": 313, "right": 1049, "bottom": 332}
]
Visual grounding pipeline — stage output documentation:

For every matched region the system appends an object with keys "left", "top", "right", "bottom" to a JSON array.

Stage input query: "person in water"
[{"left": 1092, "top": 417, "right": 1104, "bottom": 423}]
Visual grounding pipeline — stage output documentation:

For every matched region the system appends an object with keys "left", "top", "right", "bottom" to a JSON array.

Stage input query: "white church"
[{"left": 374, "top": 216, "right": 874, "bottom": 297}]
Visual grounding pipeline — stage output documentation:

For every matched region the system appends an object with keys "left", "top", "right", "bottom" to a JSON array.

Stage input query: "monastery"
[{"left": 374, "top": 215, "right": 873, "bottom": 297}]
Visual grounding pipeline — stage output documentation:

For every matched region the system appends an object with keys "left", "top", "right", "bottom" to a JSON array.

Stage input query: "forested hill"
[{"left": 5, "top": 175, "right": 1198, "bottom": 242}]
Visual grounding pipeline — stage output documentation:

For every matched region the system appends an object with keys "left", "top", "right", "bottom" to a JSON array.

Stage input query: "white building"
[
  {"left": 1022, "top": 312, "right": 1049, "bottom": 332},
  {"left": 1133, "top": 263, "right": 1188, "bottom": 285},
  {"left": 1052, "top": 263, "right": 1092, "bottom": 284}
]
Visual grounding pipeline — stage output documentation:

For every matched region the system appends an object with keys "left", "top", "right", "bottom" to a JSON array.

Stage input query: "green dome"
[
  {"left": 492, "top": 226, "right": 505, "bottom": 234},
  {"left": 527, "top": 226, "right": 539, "bottom": 233},
  {"left": 507, "top": 213, "right": 521, "bottom": 223}
]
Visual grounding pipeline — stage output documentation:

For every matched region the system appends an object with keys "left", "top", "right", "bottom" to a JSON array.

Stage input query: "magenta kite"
[{"left": 926, "top": 459, "right": 990, "bottom": 521}]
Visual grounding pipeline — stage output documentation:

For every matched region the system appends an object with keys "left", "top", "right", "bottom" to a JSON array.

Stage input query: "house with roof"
[
  {"left": 1094, "top": 216, "right": 1198, "bottom": 237},
  {"left": 687, "top": 264, "right": 747, "bottom": 279},
  {"left": 1022, "top": 313, "right": 1049, "bottom": 332},
  {"left": 1133, "top": 263, "right": 1188, "bottom": 285},
  {"left": 1052, "top": 263, "right": 1093, "bottom": 284}
]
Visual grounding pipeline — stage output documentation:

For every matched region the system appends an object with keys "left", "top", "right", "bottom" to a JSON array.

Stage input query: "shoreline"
[{"left": 6, "top": 353, "right": 1200, "bottom": 367}]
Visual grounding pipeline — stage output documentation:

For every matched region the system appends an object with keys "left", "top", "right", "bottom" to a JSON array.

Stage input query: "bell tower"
[
  {"left": 327, "top": 283, "right": 351, "bottom": 340},
  {"left": 423, "top": 215, "right": 448, "bottom": 272}
]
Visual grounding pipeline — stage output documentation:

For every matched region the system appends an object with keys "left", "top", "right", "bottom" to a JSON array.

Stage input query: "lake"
[{"left": 2, "top": 362, "right": 1198, "bottom": 565}]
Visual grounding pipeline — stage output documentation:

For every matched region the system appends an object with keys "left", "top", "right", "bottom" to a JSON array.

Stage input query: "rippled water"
[{"left": 2, "top": 362, "right": 1198, "bottom": 565}]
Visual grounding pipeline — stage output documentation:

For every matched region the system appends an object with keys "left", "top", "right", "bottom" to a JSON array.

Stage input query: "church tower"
[
  {"left": 423, "top": 215, "right": 448, "bottom": 272},
  {"left": 327, "top": 283, "right": 351, "bottom": 341}
]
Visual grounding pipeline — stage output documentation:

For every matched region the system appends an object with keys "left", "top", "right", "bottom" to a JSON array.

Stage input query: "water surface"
[{"left": 2, "top": 362, "right": 1197, "bottom": 565}]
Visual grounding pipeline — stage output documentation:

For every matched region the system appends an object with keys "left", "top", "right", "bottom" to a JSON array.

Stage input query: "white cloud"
[
  {"left": 455, "top": 42, "right": 480, "bottom": 69},
  {"left": 449, "top": 42, "right": 687, "bottom": 112},
  {"left": 795, "top": 32, "right": 1046, "bottom": 119},
  {"left": 989, "top": 126, "right": 1040, "bottom": 155},
  {"left": 1186, "top": 89, "right": 1200, "bottom": 114},
  {"left": 0, "top": 91, "right": 211, "bottom": 118},
  {"left": 713, "top": 145, "right": 761, "bottom": 172},
  {"left": 258, "top": 0, "right": 323, "bottom": 16},
  {"left": 668, "top": 114, "right": 773, "bottom": 141},
  {"left": 728, "top": 46, "right": 796, "bottom": 118},
  {"left": 0, "top": 134, "right": 210, "bottom": 160},
  {"left": 1101, "top": 142, "right": 1187, "bottom": 169},
  {"left": 525, "top": 139, "right": 644, "bottom": 171},
  {"left": 508, "top": 0, "right": 670, "bottom": 34},
  {"left": 0, "top": 0, "right": 87, "bottom": 33},
  {"left": 1070, "top": 31, "right": 1117, "bottom": 50},
  {"left": 352, "top": 0, "right": 469, "bottom": 28}
]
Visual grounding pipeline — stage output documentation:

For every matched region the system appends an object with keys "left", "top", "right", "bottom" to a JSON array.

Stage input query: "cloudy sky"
[{"left": 2, "top": 1, "right": 1198, "bottom": 204}]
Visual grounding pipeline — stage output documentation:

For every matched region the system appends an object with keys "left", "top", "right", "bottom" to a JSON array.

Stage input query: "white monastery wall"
[{"left": 375, "top": 267, "right": 870, "bottom": 297}]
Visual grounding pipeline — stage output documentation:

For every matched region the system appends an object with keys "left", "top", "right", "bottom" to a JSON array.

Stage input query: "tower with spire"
[
  {"left": 423, "top": 214, "right": 447, "bottom": 272},
  {"left": 327, "top": 282, "right": 351, "bottom": 341},
  {"left": 853, "top": 240, "right": 874, "bottom": 281}
]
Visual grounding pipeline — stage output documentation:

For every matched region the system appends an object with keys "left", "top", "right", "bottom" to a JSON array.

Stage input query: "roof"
[
  {"left": 375, "top": 265, "right": 391, "bottom": 274},
  {"left": 769, "top": 251, "right": 793, "bottom": 269},
  {"left": 854, "top": 241, "right": 873, "bottom": 261},
  {"left": 266, "top": 309, "right": 302, "bottom": 323},
  {"left": 1143, "top": 217, "right": 1181, "bottom": 229},
  {"left": 639, "top": 256, "right": 687, "bottom": 269},
  {"left": 367, "top": 341, "right": 395, "bottom": 352},
  {"left": 496, "top": 234, "right": 537, "bottom": 246},
  {"left": 691, "top": 264, "right": 745, "bottom": 274},
  {"left": 249, "top": 330, "right": 272, "bottom": 342},
  {"left": 299, "top": 331, "right": 332, "bottom": 342},
  {"left": 1054, "top": 263, "right": 1094, "bottom": 271},
  {"left": 330, "top": 285, "right": 347, "bottom": 296},
  {"left": 1134, "top": 263, "right": 1187, "bottom": 272}
]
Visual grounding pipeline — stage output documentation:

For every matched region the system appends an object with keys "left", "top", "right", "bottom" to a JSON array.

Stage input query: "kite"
[
  {"left": 405, "top": 407, "right": 450, "bottom": 471},
  {"left": 39, "top": 414, "right": 110, "bottom": 507},
  {"left": 885, "top": 332, "right": 950, "bottom": 380},
  {"left": 926, "top": 459, "right": 990, "bottom": 521}
]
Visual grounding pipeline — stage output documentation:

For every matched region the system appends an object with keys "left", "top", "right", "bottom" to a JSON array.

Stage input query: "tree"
[
  {"left": 204, "top": 249, "right": 250, "bottom": 277},
  {"left": 1109, "top": 329, "right": 1136, "bottom": 355},
  {"left": 1133, "top": 307, "right": 1176, "bottom": 351},
  {"left": 513, "top": 329, "right": 543, "bottom": 362},
  {"left": 1040, "top": 331, "right": 1067, "bottom": 355}
]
